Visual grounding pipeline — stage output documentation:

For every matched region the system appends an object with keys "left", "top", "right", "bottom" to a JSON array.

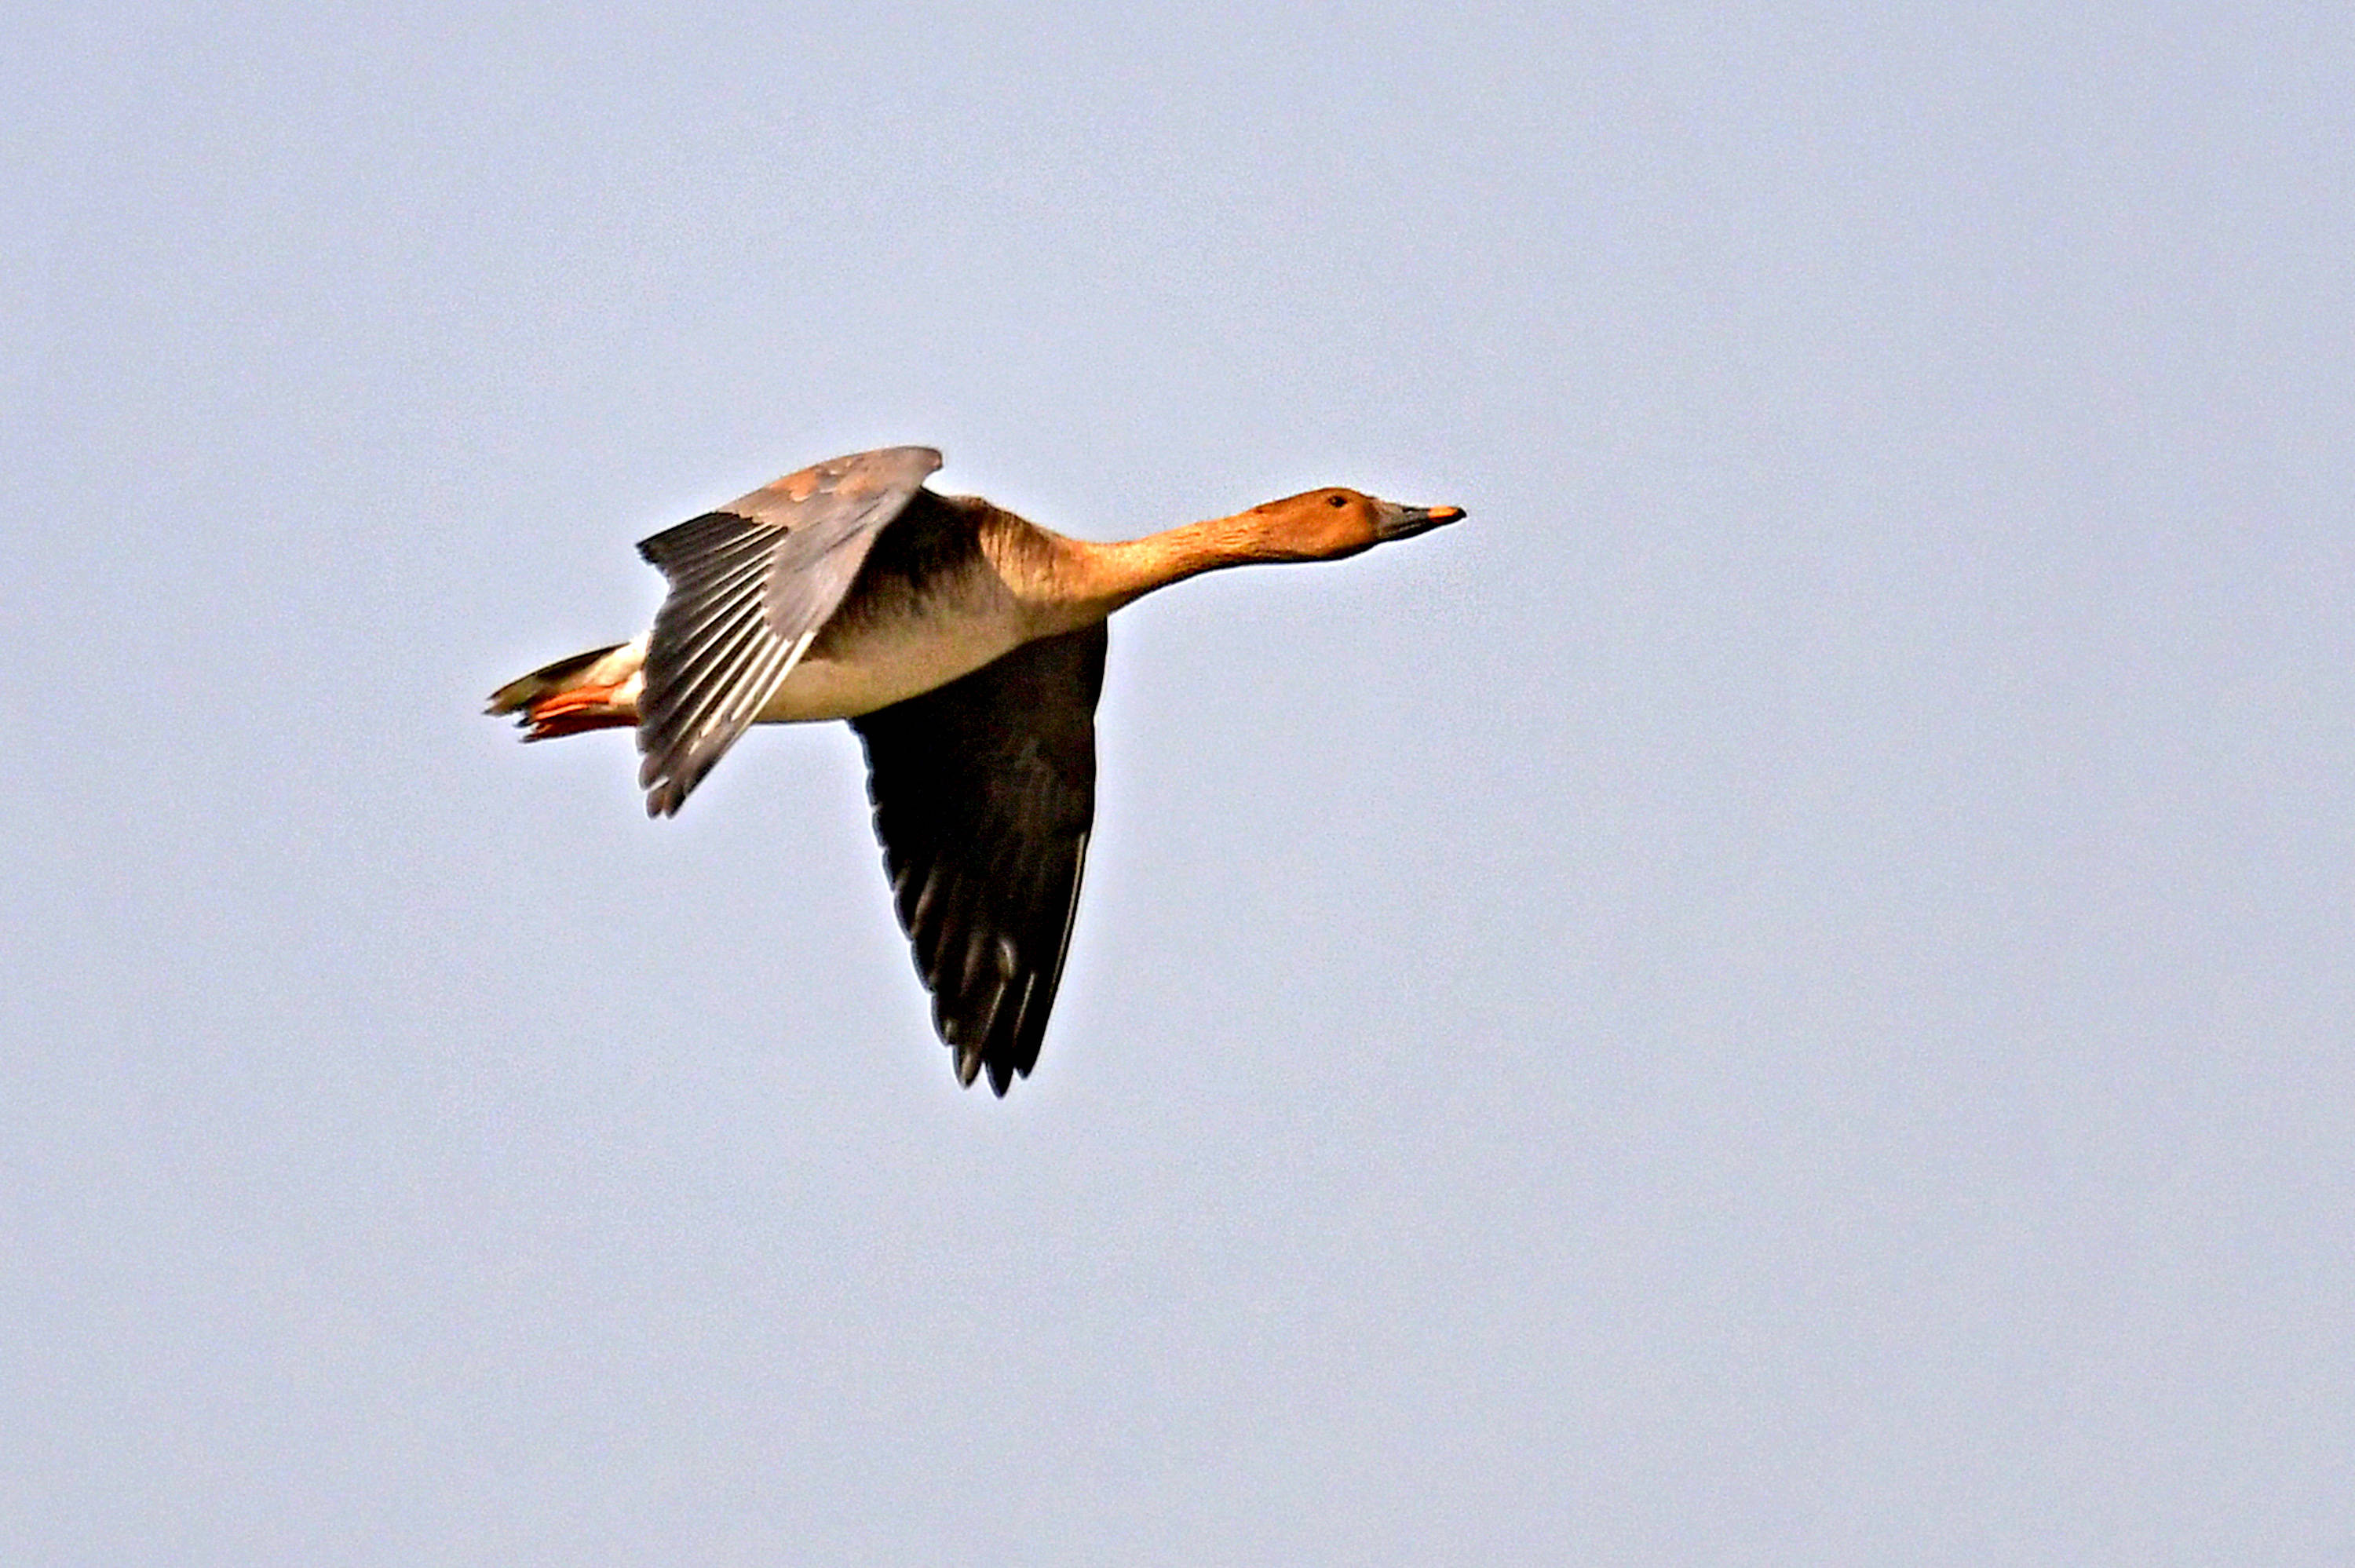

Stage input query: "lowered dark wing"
[
  {"left": 635, "top": 445, "right": 941, "bottom": 816},
  {"left": 851, "top": 623, "right": 1108, "bottom": 1095}
]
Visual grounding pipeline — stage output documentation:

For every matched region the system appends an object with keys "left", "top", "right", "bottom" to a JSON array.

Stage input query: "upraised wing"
[
  {"left": 850, "top": 623, "right": 1108, "bottom": 1094},
  {"left": 635, "top": 446, "right": 941, "bottom": 816}
]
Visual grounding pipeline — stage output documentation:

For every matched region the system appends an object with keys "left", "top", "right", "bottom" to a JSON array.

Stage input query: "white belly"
[{"left": 754, "top": 600, "right": 1035, "bottom": 723}]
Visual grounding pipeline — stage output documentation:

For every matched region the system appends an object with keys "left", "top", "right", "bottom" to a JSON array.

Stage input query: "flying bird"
[{"left": 488, "top": 447, "right": 1462, "bottom": 1093}]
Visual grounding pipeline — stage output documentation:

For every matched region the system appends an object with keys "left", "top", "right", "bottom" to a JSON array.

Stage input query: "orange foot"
[{"left": 521, "top": 684, "right": 635, "bottom": 741}]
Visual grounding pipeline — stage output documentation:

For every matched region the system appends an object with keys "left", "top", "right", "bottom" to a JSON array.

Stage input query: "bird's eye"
[{"left": 1327, "top": 494, "right": 1348, "bottom": 508}]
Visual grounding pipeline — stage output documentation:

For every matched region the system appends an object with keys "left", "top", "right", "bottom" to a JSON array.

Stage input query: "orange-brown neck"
[{"left": 1020, "top": 508, "right": 1362, "bottom": 629}]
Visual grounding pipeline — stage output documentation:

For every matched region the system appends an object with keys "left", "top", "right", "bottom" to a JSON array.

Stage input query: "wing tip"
[{"left": 951, "top": 1044, "right": 1023, "bottom": 1097}]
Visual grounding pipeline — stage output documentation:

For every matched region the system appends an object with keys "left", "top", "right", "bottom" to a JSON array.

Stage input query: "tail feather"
[
  {"left": 486, "top": 642, "right": 626, "bottom": 716},
  {"left": 487, "top": 640, "right": 642, "bottom": 741}
]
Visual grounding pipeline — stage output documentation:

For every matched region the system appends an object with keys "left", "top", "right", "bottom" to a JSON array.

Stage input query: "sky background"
[{"left": 5, "top": 3, "right": 2351, "bottom": 1563}]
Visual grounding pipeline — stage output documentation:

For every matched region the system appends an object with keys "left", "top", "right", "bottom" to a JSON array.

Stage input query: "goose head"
[{"left": 1244, "top": 487, "right": 1467, "bottom": 562}]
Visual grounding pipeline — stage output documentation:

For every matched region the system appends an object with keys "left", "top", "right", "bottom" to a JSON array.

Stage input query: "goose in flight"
[{"left": 488, "top": 447, "right": 1462, "bottom": 1094}]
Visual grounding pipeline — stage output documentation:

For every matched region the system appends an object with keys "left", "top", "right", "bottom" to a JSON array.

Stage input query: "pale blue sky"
[{"left": 6, "top": 4, "right": 2351, "bottom": 1563}]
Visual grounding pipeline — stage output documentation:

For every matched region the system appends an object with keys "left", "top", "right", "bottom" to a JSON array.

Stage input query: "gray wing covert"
[
  {"left": 634, "top": 446, "right": 941, "bottom": 816},
  {"left": 849, "top": 623, "right": 1109, "bottom": 1095}
]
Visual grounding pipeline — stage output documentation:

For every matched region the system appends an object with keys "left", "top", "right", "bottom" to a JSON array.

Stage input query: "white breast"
[{"left": 754, "top": 585, "right": 1037, "bottom": 723}]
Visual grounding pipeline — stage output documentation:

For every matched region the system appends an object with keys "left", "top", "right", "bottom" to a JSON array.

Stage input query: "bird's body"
[
  {"left": 500, "top": 496, "right": 1046, "bottom": 729},
  {"left": 490, "top": 447, "right": 1461, "bottom": 1093}
]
